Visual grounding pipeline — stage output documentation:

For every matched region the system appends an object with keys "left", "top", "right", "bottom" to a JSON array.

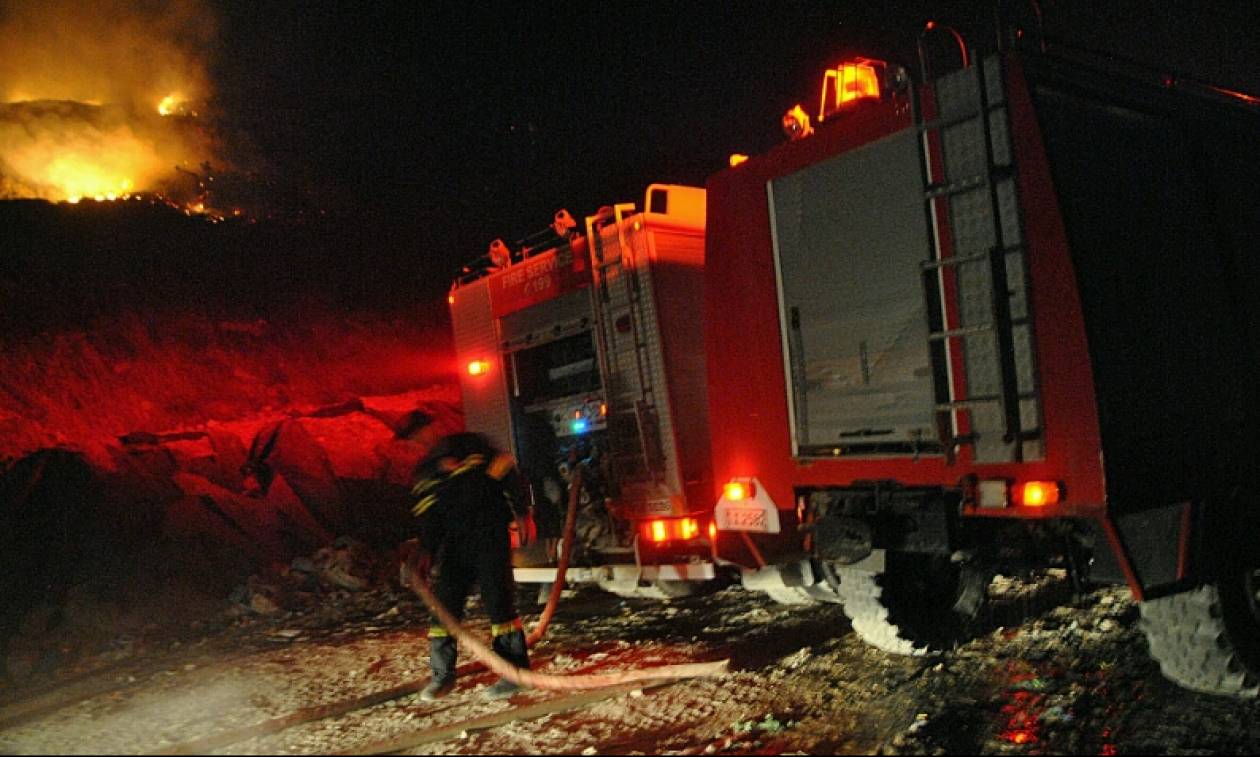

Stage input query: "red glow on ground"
[{"left": 998, "top": 672, "right": 1044, "bottom": 746}]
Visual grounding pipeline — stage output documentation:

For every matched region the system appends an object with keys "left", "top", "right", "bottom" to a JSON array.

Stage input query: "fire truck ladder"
[
  {"left": 915, "top": 52, "right": 1042, "bottom": 463},
  {"left": 585, "top": 205, "right": 666, "bottom": 486}
]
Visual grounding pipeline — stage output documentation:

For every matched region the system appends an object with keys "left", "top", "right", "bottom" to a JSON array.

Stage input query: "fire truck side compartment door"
[{"left": 767, "top": 129, "right": 937, "bottom": 457}]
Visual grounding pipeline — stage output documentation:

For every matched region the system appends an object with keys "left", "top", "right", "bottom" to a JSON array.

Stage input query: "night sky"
[{"left": 197, "top": 1, "right": 1260, "bottom": 301}]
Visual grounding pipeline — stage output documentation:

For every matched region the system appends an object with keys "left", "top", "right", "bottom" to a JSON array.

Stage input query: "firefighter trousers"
[{"left": 427, "top": 532, "right": 529, "bottom": 681}]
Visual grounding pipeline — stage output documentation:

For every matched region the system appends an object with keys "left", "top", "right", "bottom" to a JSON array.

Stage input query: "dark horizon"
[
  {"left": 3, "top": 1, "right": 1258, "bottom": 304},
  {"left": 204, "top": 1, "right": 1260, "bottom": 301}
]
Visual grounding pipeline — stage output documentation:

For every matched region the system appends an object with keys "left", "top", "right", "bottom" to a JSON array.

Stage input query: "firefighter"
[{"left": 408, "top": 432, "right": 532, "bottom": 701}]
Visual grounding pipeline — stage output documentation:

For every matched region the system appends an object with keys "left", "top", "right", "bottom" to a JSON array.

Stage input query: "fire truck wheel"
[
  {"left": 835, "top": 555, "right": 988, "bottom": 656},
  {"left": 1139, "top": 571, "right": 1260, "bottom": 698},
  {"left": 761, "top": 581, "right": 843, "bottom": 605},
  {"left": 596, "top": 578, "right": 698, "bottom": 600},
  {"left": 762, "top": 586, "right": 817, "bottom": 605}
]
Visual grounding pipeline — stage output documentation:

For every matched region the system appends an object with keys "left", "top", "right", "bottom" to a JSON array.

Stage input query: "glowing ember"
[{"left": 157, "top": 94, "right": 182, "bottom": 116}]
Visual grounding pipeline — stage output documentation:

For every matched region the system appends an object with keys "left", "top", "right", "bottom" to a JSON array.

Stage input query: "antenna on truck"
[{"left": 917, "top": 20, "right": 970, "bottom": 82}]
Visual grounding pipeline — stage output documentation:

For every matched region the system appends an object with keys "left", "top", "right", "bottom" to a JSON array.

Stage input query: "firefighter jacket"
[{"left": 409, "top": 432, "right": 525, "bottom": 555}]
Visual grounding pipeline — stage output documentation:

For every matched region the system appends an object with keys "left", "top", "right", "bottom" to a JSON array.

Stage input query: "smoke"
[
  {"left": 0, "top": 0, "right": 216, "bottom": 110},
  {"left": 0, "top": 0, "right": 222, "bottom": 202}
]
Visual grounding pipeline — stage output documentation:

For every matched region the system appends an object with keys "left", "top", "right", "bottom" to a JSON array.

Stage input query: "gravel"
[{"left": 4, "top": 575, "right": 1260, "bottom": 755}]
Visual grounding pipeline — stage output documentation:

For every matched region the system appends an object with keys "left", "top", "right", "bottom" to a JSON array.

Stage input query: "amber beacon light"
[{"left": 818, "top": 57, "right": 886, "bottom": 122}]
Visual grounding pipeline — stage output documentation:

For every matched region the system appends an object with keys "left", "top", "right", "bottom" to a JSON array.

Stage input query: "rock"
[
  {"left": 311, "top": 538, "right": 381, "bottom": 592},
  {"left": 250, "top": 592, "right": 281, "bottom": 615},
  {"left": 243, "top": 418, "right": 347, "bottom": 532}
]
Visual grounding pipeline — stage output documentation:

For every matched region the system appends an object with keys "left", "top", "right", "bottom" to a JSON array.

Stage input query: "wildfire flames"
[{"left": 0, "top": 0, "right": 222, "bottom": 210}]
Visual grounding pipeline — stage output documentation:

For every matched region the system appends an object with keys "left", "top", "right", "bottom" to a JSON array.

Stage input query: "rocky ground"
[{"left": 4, "top": 566, "right": 1260, "bottom": 756}]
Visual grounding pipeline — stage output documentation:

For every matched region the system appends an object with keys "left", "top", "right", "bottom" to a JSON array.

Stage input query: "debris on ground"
[{"left": 4, "top": 575, "right": 1260, "bottom": 755}]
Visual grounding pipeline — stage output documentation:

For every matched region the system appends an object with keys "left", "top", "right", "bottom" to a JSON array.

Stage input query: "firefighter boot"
[
  {"left": 483, "top": 626, "right": 530, "bottom": 700},
  {"left": 420, "top": 632, "right": 456, "bottom": 701}
]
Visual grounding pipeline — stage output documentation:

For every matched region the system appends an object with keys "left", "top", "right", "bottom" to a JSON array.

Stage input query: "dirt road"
[{"left": 3, "top": 576, "right": 1259, "bottom": 755}]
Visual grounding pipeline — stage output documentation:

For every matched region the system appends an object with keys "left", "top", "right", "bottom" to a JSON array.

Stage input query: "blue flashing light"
[{"left": 571, "top": 418, "right": 588, "bottom": 434}]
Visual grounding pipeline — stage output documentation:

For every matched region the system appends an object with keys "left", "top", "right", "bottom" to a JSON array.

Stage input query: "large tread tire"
[
  {"left": 597, "top": 578, "right": 698, "bottom": 600},
  {"left": 752, "top": 562, "right": 843, "bottom": 605},
  {"left": 762, "top": 585, "right": 817, "bottom": 605},
  {"left": 1139, "top": 579, "right": 1260, "bottom": 698},
  {"left": 836, "top": 568, "right": 931, "bottom": 656},
  {"left": 835, "top": 556, "right": 988, "bottom": 657}
]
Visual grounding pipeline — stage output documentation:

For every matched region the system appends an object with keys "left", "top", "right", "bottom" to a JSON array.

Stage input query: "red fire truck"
[
  {"left": 448, "top": 187, "right": 718, "bottom": 599},
  {"left": 451, "top": 23, "right": 1260, "bottom": 696}
]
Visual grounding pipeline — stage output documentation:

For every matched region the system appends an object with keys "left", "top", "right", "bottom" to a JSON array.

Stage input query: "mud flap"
[{"left": 1085, "top": 502, "right": 1191, "bottom": 600}]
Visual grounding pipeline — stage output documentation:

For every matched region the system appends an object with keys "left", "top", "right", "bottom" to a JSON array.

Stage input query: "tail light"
[
  {"left": 642, "top": 517, "right": 702, "bottom": 543},
  {"left": 723, "top": 479, "right": 755, "bottom": 501},
  {"left": 649, "top": 520, "right": 668, "bottom": 543},
  {"left": 1017, "top": 480, "right": 1062, "bottom": 507},
  {"left": 467, "top": 359, "right": 490, "bottom": 376},
  {"left": 976, "top": 478, "right": 1063, "bottom": 508}
]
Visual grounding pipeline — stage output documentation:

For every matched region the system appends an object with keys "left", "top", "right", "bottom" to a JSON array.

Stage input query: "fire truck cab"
[{"left": 448, "top": 185, "right": 720, "bottom": 598}]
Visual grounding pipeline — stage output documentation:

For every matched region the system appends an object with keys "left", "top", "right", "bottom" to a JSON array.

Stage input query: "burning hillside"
[
  {"left": 0, "top": 0, "right": 228, "bottom": 211},
  {"left": 0, "top": 99, "right": 214, "bottom": 203}
]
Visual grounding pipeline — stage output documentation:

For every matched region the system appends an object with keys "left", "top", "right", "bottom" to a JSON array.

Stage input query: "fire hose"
[
  {"left": 403, "top": 467, "right": 729, "bottom": 690},
  {"left": 525, "top": 466, "right": 583, "bottom": 646}
]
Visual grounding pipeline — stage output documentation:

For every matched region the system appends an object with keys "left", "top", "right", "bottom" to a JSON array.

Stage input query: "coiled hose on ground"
[{"left": 403, "top": 467, "right": 729, "bottom": 690}]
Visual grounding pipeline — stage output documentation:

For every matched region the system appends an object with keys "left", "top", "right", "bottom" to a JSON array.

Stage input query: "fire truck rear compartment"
[
  {"left": 451, "top": 189, "right": 718, "bottom": 592},
  {"left": 1024, "top": 52, "right": 1260, "bottom": 585}
]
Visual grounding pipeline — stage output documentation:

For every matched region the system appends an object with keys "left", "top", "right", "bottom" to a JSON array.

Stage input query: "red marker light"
[
  {"left": 1018, "top": 481, "right": 1061, "bottom": 507},
  {"left": 467, "top": 359, "right": 490, "bottom": 376}
]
